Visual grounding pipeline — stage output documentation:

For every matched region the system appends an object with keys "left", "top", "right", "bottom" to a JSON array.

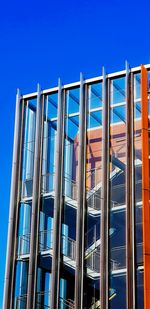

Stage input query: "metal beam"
[
  {"left": 125, "top": 62, "right": 135, "bottom": 309},
  {"left": 50, "top": 79, "right": 65, "bottom": 309},
  {"left": 75, "top": 73, "right": 86, "bottom": 309},
  {"left": 22, "top": 64, "right": 150, "bottom": 100},
  {"left": 100, "top": 68, "right": 109, "bottom": 309},
  {"left": 27, "top": 84, "right": 44, "bottom": 309},
  {"left": 3, "top": 90, "right": 24, "bottom": 309}
]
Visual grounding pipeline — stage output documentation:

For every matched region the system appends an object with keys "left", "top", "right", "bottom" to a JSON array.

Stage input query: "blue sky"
[{"left": 0, "top": 0, "right": 150, "bottom": 306}]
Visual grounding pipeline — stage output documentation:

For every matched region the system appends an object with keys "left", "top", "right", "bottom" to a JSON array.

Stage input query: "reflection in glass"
[
  {"left": 41, "top": 95, "right": 58, "bottom": 194},
  {"left": 36, "top": 93, "right": 58, "bottom": 308},
  {"left": 14, "top": 261, "right": 28, "bottom": 308},
  {"left": 21, "top": 101, "right": 36, "bottom": 198},
  {"left": 59, "top": 88, "right": 80, "bottom": 305},
  {"left": 109, "top": 76, "right": 126, "bottom": 309},
  {"left": 136, "top": 269, "right": 144, "bottom": 309},
  {"left": 85, "top": 83, "right": 102, "bottom": 308},
  {"left": 17, "top": 203, "right": 31, "bottom": 256}
]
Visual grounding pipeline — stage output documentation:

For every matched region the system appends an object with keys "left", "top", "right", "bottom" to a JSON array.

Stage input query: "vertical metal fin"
[
  {"left": 27, "top": 84, "right": 44, "bottom": 309},
  {"left": 100, "top": 67, "right": 109, "bottom": 309},
  {"left": 75, "top": 72, "right": 86, "bottom": 309},
  {"left": 3, "top": 90, "right": 24, "bottom": 309},
  {"left": 50, "top": 79, "right": 65, "bottom": 309},
  {"left": 125, "top": 61, "right": 135, "bottom": 309}
]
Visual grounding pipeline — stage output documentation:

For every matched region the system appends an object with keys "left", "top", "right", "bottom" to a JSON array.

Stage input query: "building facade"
[{"left": 3, "top": 63, "right": 150, "bottom": 309}]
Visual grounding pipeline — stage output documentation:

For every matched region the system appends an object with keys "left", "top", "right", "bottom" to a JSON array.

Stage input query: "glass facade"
[{"left": 3, "top": 64, "right": 150, "bottom": 309}]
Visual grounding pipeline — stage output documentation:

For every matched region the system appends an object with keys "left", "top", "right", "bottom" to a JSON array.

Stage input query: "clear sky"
[{"left": 0, "top": 0, "right": 150, "bottom": 306}]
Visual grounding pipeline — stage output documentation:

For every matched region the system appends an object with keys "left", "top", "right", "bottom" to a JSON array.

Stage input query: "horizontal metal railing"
[
  {"left": 86, "top": 250, "right": 100, "bottom": 273},
  {"left": 59, "top": 297, "right": 75, "bottom": 308},
  {"left": 15, "top": 291, "right": 75, "bottom": 309},
  {"left": 21, "top": 178, "right": 33, "bottom": 199},
  {"left": 17, "top": 230, "right": 76, "bottom": 260},
  {"left": 41, "top": 173, "right": 55, "bottom": 195},
  {"left": 17, "top": 231, "right": 143, "bottom": 274},
  {"left": 86, "top": 167, "right": 102, "bottom": 192},
  {"left": 15, "top": 288, "right": 117, "bottom": 309},
  {"left": 17, "top": 233, "right": 30, "bottom": 255},
  {"left": 86, "top": 242, "right": 143, "bottom": 273},
  {"left": 61, "top": 234, "right": 76, "bottom": 260},
  {"left": 15, "top": 293, "right": 51, "bottom": 309},
  {"left": 20, "top": 169, "right": 141, "bottom": 211},
  {"left": 17, "top": 230, "right": 53, "bottom": 257},
  {"left": 38, "top": 229, "right": 53, "bottom": 251}
]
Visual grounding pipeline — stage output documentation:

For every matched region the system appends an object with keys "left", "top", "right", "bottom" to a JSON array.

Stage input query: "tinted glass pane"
[
  {"left": 59, "top": 88, "right": 80, "bottom": 305},
  {"left": 85, "top": 83, "right": 102, "bottom": 307},
  {"left": 66, "top": 88, "right": 80, "bottom": 114},
  {"left": 21, "top": 101, "right": 36, "bottom": 198},
  {"left": 88, "top": 83, "right": 102, "bottom": 109},
  {"left": 109, "top": 77, "right": 126, "bottom": 309},
  {"left": 111, "top": 77, "right": 125, "bottom": 105}
]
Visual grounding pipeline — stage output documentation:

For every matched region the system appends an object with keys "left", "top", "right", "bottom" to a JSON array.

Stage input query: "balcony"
[{"left": 16, "top": 228, "right": 141, "bottom": 279}]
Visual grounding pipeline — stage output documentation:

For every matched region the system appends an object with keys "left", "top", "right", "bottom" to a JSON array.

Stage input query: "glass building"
[{"left": 3, "top": 63, "right": 150, "bottom": 309}]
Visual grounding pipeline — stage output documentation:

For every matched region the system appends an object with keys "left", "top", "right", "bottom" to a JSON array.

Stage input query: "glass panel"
[
  {"left": 14, "top": 261, "right": 28, "bottom": 308},
  {"left": 84, "top": 83, "right": 102, "bottom": 308},
  {"left": 35, "top": 93, "right": 58, "bottom": 306},
  {"left": 88, "top": 83, "right": 102, "bottom": 109},
  {"left": 36, "top": 265, "right": 51, "bottom": 308},
  {"left": 136, "top": 269, "right": 144, "bottom": 309},
  {"left": 66, "top": 88, "right": 80, "bottom": 114},
  {"left": 17, "top": 202, "right": 31, "bottom": 256},
  {"left": 39, "top": 197, "right": 54, "bottom": 252},
  {"left": 109, "top": 76, "right": 126, "bottom": 309},
  {"left": 87, "top": 111, "right": 102, "bottom": 129},
  {"left": 41, "top": 95, "right": 58, "bottom": 194},
  {"left": 59, "top": 87, "right": 80, "bottom": 306},
  {"left": 47, "top": 93, "right": 58, "bottom": 119},
  {"left": 134, "top": 101, "right": 141, "bottom": 119},
  {"left": 21, "top": 101, "right": 36, "bottom": 198},
  {"left": 134, "top": 74, "right": 141, "bottom": 100},
  {"left": 111, "top": 105, "right": 125, "bottom": 124},
  {"left": 109, "top": 273, "right": 126, "bottom": 308},
  {"left": 111, "top": 77, "right": 125, "bottom": 105}
]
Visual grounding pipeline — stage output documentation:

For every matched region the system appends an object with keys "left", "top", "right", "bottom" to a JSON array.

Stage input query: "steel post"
[
  {"left": 100, "top": 68, "right": 109, "bottom": 309},
  {"left": 50, "top": 79, "right": 65, "bottom": 309},
  {"left": 27, "top": 84, "right": 44, "bottom": 309},
  {"left": 3, "top": 90, "right": 24, "bottom": 309},
  {"left": 75, "top": 73, "right": 86, "bottom": 309}
]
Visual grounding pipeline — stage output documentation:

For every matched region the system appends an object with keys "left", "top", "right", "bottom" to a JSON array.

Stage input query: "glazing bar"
[
  {"left": 50, "top": 79, "right": 65, "bottom": 309},
  {"left": 3, "top": 90, "right": 24, "bottom": 309},
  {"left": 125, "top": 61, "right": 135, "bottom": 309},
  {"left": 75, "top": 73, "right": 86, "bottom": 309},
  {"left": 100, "top": 68, "right": 109, "bottom": 309},
  {"left": 27, "top": 84, "right": 44, "bottom": 309}
]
